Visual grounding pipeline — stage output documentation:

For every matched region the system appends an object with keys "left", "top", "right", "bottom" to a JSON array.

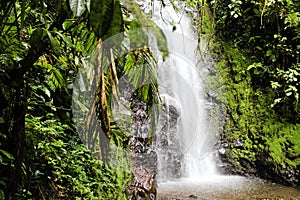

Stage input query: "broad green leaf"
[
  {"left": 0, "top": 189, "right": 4, "bottom": 200},
  {"left": 55, "top": 31, "right": 74, "bottom": 47},
  {"left": 106, "top": 0, "right": 123, "bottom": 37},
  {"left": 63, "top": 20, "right": 73, "bottom": 30},
  {"left": 154, "top": 27, "right": 169, "bottom": 59},
  {"left": 0, "top": 149, "right": 14, "bottom": 160},
  {"left": 247, "top": 64, "right": 255, "bottom": 70},
  {"left": 266, "top": 49, "right": 273, "bottom": 57},
  {"left": 89, "top": 0, "right": 114, "bottom": 37},
  {"left": 69, "top": 0, "right": 86, "bottom": 17},
  {"left": 84, "top": 32, "right": 96, "bottom": 53}
]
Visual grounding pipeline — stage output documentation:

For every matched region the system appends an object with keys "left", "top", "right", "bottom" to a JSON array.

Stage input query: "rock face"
[
  {"left": 129, "top": 166, "right": 156, "bottom": 200},
  {"left": 128, "top": 95, "right": 157, "bottom": 200},
  {"left": 215, "top": 112, "right": 300, "bottom": 186},
  {"left": 155, "top": 95, "right": 183, "bottom": 181},
  {"left": 127, "top": 93, "right": 184, "bottom": 198}
]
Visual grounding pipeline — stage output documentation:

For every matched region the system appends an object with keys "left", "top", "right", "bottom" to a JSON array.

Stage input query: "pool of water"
[{"left": 157, "top": 175, "right": 300, "bottom": 200}]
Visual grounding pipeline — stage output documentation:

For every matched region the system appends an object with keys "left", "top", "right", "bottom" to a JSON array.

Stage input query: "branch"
[{"left": 10, "top": 11, "right": 68, "bottom": 83}]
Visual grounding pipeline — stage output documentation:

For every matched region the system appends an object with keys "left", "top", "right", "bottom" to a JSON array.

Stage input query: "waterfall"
[{"left": 149, "top": 1, "right": 217, "bottom": 181}]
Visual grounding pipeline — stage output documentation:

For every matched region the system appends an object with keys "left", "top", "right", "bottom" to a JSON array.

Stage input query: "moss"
[
  {"left": 265, "top": 123, "right": 300, "bottom": 168},
  {"left": 268, "top": 138, "right": 285, "bottom": 163},
  {"left": 198, "top": 3, "right": 300, "bottom": 185}
]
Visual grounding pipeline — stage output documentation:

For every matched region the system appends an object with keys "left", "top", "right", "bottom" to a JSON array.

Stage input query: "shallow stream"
[{"left": 157, "top": 176, "right": 300, "bottom": 200}]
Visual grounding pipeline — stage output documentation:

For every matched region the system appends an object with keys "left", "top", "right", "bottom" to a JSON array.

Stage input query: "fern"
[
  {"left": 124, "top": 48, "right": 159, "bottom": 107},
  {"left": 35, "top": 58, "right": 66, "bottom": 91}
]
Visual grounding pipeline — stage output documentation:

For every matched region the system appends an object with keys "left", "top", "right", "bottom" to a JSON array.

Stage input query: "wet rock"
[
  {"left": 130, "top": 137, "right": 149, "bottom": 154},
  {"left": 189, "top": 194, "right": 198, "bottom": 199},
  {"left": 129, "top": 93, "right": 158, "bottom": 199},
  {"left": 155, "top": 96, "right": 183, "bottom": 180},
  {"left": 233, "top": 139, "right": 244, "bottom": 148},
  {"left": 207, "top": 89, "right": 218, "bottom": 99},
  {"left": 218, "top": 147, "right": 226, "bottom": 155},
  {"left": 128, "top": 166, "right": 156, "bottom": 200}
]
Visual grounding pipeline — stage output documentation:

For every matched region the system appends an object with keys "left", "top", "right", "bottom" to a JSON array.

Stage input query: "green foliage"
[
  {"left": 25, "top": 114, "right": 131, "bottom": 199},
  {"left": 266, "top": 124, "right": 300, "bottom": 166},
  {"left": 0, "top": 148, "right": 14, "bottom": 199},
  {"left": 215, "top": 43, "right": 266, "bottom": 162},
  {"left": 205, "top": 0, "right": 300, "bottom": 184},
  {"left": 0, "top": 0, "right": 145, "bottom": 198},
  {"left": 271, "top": 63, "right": 300, "bottom": 110},
  {"left": 35, "top": 57, "right": 67, "bottom": 91},
  {"left": 209, "top": 0, "right": 300, "bottom": 122},
  {"left": 213, "top": 40, "right": 300, "bottom": 184},
  {"left": 124, "top": 49, "right": 159, "bottom": 107},
  {"left": 89, "top": 0, "right": 114, "bottom": 38},
  {"left": 106, "top": 0, "right": 124, "bottom": 37},
  {"left": 0, "top": 0, "right": 170, "bottom": 198},
  {"left": 121, "top": 0, "right": 169, "bottom": 59}
]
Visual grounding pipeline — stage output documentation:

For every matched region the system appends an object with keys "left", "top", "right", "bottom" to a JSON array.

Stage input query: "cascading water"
[{"left": 148, "top": 1, "right": 217, "bottom": 180}]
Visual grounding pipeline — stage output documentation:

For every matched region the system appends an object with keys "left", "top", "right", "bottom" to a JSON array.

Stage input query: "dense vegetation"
[
  {"left": 205, "top": 0, "right": 300, "bottom": 186},
  {"left": 1, "top": 0, "right": 299, "bottom": 199},
  {"left": 0, "top": 0, "right": 165, "bottom": 199}
]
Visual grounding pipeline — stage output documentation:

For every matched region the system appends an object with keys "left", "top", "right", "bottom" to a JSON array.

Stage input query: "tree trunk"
[{"left": 5, "top": 81, "right": 26, "bottom": 198}]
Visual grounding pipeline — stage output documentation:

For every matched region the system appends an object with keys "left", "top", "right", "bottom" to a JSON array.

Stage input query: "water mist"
[{"left": 150, "top": 1, "right": 217, "bottom": 180}]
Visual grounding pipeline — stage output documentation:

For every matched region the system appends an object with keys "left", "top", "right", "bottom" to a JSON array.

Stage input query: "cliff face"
[
  {"left": 196, "top": 2, "right": 300, "bottom": 186},
  {"left": 208, "top": 35, "right": 300, "bottom": 187}
]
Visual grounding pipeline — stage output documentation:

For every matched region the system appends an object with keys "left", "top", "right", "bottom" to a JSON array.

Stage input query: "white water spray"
[{"left": 150, "top": 1, "right": 217, "bottom": 180}]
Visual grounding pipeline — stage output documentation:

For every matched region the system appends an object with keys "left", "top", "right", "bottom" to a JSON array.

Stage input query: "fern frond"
[{"left": 35, "top": 58, "right": 67, "bottom": 91}]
